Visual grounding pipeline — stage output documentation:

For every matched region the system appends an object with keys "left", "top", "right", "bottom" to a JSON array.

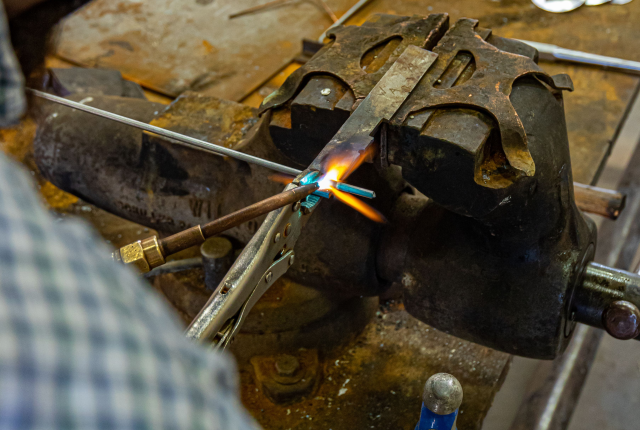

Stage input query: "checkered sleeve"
[
  {"left": 0, "top": 153, "right": 261, "bottom": 429},
  {"left": 0, "top": 3, "right": 26, "bottom": 127}
]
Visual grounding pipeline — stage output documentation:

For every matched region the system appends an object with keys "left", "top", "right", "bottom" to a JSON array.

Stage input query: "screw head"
[
  {"left": 275, "top": 354, "right": 300, "bottom": 376},
  {"left": 265, "top": 271, "right": 273, "bottom": 283},
  {"left": 320, "top": 88, "right": 331, "bottom": 96},
  {"left": 284, "top": 223, "right": 292, "bottom": 237},
  {"left": 602, "top": 300, "right": 640, "bottom": 340},
  {"left": 274, "top": 232, "right": 281, "bottom": 243},
  {"left": 289, "top": 254, "right": 295, "bottom": 266}
]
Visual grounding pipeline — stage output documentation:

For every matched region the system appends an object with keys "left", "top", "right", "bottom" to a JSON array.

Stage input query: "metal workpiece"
[
  {"left": 572, "top": 262, "right": 640, "bottom": 339},
  {"left": 308, "top": 44, "right": 439, "bottom": 173},
  {"left": 264, "top": 14, "right": 449, "bottom": 166}
]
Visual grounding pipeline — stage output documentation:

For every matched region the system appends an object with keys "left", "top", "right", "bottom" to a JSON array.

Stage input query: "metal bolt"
[
  {"left": 265, "top": 271, "right": 273, "bottom": 283},
  {"left": 289, "top": 254, "right": 295, "bottom": 266},
  {"left": 275, "top": 354, "right": 300, "bottom": 377},
  {"left": 422, "top": 373, "right": 463, "bottom": 416},
  {"left": 274, "top": 232, "right": 281, "bottom": 243},
  {"left": 320, "top": 88, "right": 331, "bottom": 96},
  {"left": 602, "top": 300, "right": 640, "bottom": 340},
  {"left": 284, "top": 223, "right": 292, "bottom": 236},
  {"left": 293, "top": 201, "right": 301, "bottom": 212}
]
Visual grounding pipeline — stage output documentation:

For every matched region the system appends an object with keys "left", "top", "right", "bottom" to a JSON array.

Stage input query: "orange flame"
[
  {"left": 318, "top": 147, "right": 386, "bottom": 223},
  {"left": 331, "top": 187, "right": 386, "bottom": 223}
]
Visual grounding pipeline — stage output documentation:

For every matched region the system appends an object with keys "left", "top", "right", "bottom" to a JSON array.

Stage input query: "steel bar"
[
  {"left": 29, "top": 89, "right": 376, "bottom": 198},
  {"left": 317, "top": 0, "right": 374, "bottom": 42},
  {"left": 28, "top": 88, "right": 301, "bottom": 176},
  {"left": 309, "top": 46, "right": 438, "bottom": 173},
  {"left": 160, "top": 183, "right": 318, "bottom": 255},
  {"left": 519, "top": 40, "right": 640, "bottom": 75}
]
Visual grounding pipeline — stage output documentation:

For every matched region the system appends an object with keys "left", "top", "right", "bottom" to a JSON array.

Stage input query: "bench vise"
[{"left": 33, "top": 13, "right": 640, "bottom": 359}]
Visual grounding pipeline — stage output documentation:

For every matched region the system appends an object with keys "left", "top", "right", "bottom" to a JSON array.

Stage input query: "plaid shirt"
[
  {"left": 0, "top": 143, "right": 260, "bottom": 430},
  {"left": 0, "top": 4, "right": 258, "bottom": 430},
  {"left": 0, "top": 3, "right": 25, "bottom": 127}
]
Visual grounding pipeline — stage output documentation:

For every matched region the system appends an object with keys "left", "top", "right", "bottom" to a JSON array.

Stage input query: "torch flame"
[
  {"left": 317, "top": 147, "right": 386, "bottom": 223},
  {"left": 268, "top": 147, "right": 385, "bottom": 222},
  {"left": 331, "top": 187, "right": 386, "bottom": 223}
]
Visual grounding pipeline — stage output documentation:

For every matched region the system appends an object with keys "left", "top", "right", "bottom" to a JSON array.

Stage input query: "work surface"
[{"left": 2, "top": 0, "right": 638, "bottom": 429}]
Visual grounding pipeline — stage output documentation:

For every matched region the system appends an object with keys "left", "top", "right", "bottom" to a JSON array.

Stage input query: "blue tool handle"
[{"left": 415, "top": 403, "right": 458, "bottom": 430}]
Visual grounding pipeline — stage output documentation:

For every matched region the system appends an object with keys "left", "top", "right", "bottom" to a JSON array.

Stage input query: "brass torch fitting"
[{"left": 113, "top": 236, "right": 166, "bottom": 273}]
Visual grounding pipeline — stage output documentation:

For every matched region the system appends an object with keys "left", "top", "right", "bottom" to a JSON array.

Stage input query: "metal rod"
[
  {"left": 519, "top": 40, "right": 640, "bottom": 75},
  {"left": 228, "top": 0, "right": 294, "bottom": 19},
  {"left": 331, "top": 180, "right": 375, "bottom": 199},
  {"left": 317, "top": 0, "right": 373, "bottom": 42},
  {"left": 317, "top": 0, "right": 338, "bottom": 22},
  {"left": 29, "top": 89, "right": 376, "bottom": 198},
  {"left": 28, "top": 88, "right": 301, "bottom": 176},
  {"left": 159, "top": 183, "right": 318, "bottom": 256}
]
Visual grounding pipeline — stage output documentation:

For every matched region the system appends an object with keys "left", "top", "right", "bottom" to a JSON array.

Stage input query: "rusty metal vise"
[{"left": 33, "top": 13, "right": 640, "bottom": 359}]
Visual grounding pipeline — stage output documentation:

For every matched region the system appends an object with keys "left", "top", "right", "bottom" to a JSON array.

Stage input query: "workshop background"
[{"left": 2, "top": 0, "right": 640, "bottom": 429}]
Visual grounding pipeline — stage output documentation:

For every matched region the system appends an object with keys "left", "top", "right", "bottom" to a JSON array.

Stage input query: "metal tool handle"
[{"left": 185, "top": 181, "right": 322, "bottom": 348}]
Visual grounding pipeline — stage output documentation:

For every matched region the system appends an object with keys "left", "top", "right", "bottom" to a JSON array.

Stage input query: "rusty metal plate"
[{"left": 54, "top": 0, "right": 355, "bottom": 101}]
